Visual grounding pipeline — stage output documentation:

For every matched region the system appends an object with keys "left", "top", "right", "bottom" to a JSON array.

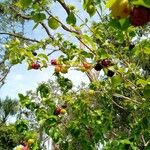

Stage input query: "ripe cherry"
[
  {"left": 20, "top": 141, "right": 27, "bottom": 147},
  {"left": 129, "top": 44, "right": 135, "bottom": 50},
  {"left": 54, "top": 107, "right": 61, "bottom": 115},
  {"left": 32, "top": 52, "right": 37, "bottom": 56},
  {"left": 22, "top": 146, "right": 29, "bottom": 150},
  {"left": 107, "top": 70, "right": 115, "bottom": 77},
  {"left": 94, "top": 62, "right": 103, "bottom": 71},
  {"left": 51, "top": 59, "right": 58, "bottom": 65},
  {"left": 130, "top": 6, "right": 150, "bottom": 26},
  {"left": 31, "top": 62, "right": 40, "bottom": 69},
  {"left": 101, "top": 59, "right": 111, "bottom": 67}
]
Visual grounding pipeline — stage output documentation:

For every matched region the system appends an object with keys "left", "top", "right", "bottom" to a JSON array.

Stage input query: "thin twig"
[
  {"left": 57, "top": 0, "right": 70, "bottom": 15},
  {"left": 47, "top": 49, "right": 59, "bottom": 56},
  {"left": 0, "top": 32, "right": 40, "bottom": 43}
]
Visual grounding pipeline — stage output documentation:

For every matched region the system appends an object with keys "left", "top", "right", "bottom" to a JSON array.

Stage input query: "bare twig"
[
  {"left": 57, "top": 0, "right": 70, "bottom": 15},
  {"left": 112, "top": 99, "right": 125, "bottom": 110},
  {"left": 47, "top": 49, "right": 59, "bottom": 56},
  {"left": 113, "top": 93, "right": 141, "bottom": 104},
  {"left": 0, "top": 32, "right": 40, "bottom": 43},
  {"left": 40, "top": 22, "right": 54, "bottom": 40}
]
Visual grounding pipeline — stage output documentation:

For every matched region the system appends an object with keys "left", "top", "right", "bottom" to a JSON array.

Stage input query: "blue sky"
[{"left": 0, "top": 0, "right": 95, "bottom": 99}]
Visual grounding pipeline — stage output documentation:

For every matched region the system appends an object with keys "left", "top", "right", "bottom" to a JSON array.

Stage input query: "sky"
[{"left": 0, "top": 0, "right": 96, "bottom": 99}]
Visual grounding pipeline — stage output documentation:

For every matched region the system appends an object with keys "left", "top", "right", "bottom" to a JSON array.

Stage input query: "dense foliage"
[
  {"left": 0, "top": 0, "right": 150, "bottom": 149},
  {"left": 0, "top": 124, "right": 22, "bottom": 150}
]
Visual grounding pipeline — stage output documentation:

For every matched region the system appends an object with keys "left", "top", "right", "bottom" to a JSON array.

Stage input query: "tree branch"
[
  {"left": 0, "top": 32, "right": 40, "bottom": 43},
  {"left": 44, "top": 8, "right": 95, "bottom": 54},
  {"left": 9, "top": 5, "right": 31, "bottom": 20},
  {"left": 47, "top": 49, "right": 59, "bottom": 56},
  {"left": 0, "top": 66, "right": 11, "bottom": 88},
  {"left": 57, "top": 0, "right": 70, "bottom": 15},
  {"left": 40, "top": 22, "right": 54, "bottom": 40}
]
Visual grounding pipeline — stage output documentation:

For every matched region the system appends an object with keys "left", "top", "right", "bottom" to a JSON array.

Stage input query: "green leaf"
[
  {"left": 38, "top": 53, "right": 48, "bottom": 61},
  {"left": 19, "top": 0, "right": 32, "bottom": 8},
  {"left": 143, "top": 47, "right": 150, "bottom": 54},
  {"left": 119, "top": 18, "right": 130, "bottom": 31},
  {"left": 109, "top": 18, "right": 121, "bottom": 29},
  {"left": 111, "top": 75, "right": 122, "bottom": 87},
  {"left": 15, "top": 120, "right": 28, "bottom": 133},
  {"left": 37, "top": 83, "right": 50, "bottom": 98},
  {"left": 131, "top": 0, "right": 150, "bottom": 8},
  {"left": 136, "top": 79, "right": 147, "bottom": 86},
  {"left": 97, "top": 48, "right": 109, "bottom": 59},
  {"left": 32, "top": 13, "right": 46, "bottom": 23},
  {"left": 80, "top": 34, "right": 97, "bottom": 50},
  {"left": 143, "top": 0, "right": 150, "bottom": 5},
  {"left": 48, "top": 18, "right": 60, "bottom": 30},
  {"left": 83, "top": 0, "right": 96, "bottom": 17},
  {"left": 18, "top": 93, "right": 31, "bottom": 106},
  {"left": 80, "top": 51, "right": 93, "bottom": 58},
  {"left": 66, "top": 13, "right": 76, "bottom": 25},
  {"left": 35, "top": 108, "right": 48, "bottom": 121},
  {"left": 143, "top": 84, "right": 150, "bottom": 99},
  {"left": 86, "top": 4, "right": 96, "bottom": 17}
]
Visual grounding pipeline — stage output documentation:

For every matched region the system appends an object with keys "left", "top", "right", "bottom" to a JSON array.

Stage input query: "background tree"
[
  {"left": 0, "top": 96, "right": 19, "bottom": 124},
  {"left": 0, "top": 124, "right": 23, "bottom": 150},
  {"left": 0, "top": 97, "right": 22, "bottom": 150}
]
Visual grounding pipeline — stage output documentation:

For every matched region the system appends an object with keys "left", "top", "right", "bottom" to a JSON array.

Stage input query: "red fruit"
[
  {"left": 32, "top": 52, "right": 37, "bottom": 56},
  {"left": 83, "top": 62, "right": 91, "bottom": 69},
  {"left": 54, "top": 65, "right": 61, "bottom": 73},
  {"left": 107, "top": 70, "right": 115, "bottom": 77},
  {"left": 54, "top": 107, "right": 61, "bottom": 115},
  {"left": 130, "top": 6, "right": 150, "bottom": 26},
  {"left": 101, "top": 59, "right": 111, "bottom": 67},
  {"left": 20, "top": 141, "right": 27, "bottom": 147},
  {"left": 51, "top": 59, "right": 58, "bottom": 65},
  {"left": 22, "top": 146, "right": 29, "bottom": 150},
  {"left": 31, "top": 62, "right": 40, "bottom": 69},
  {"left": 94, "top": 64, "right": 103, "bottom": 71}
]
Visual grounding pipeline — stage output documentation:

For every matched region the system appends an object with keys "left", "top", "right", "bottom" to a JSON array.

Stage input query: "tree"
[
  {"left": 0, "top": 0, "right": 150, "bottom": 149},
  {"left": 0, "top": 97, "right": 22, "bottom": 150},
  {"left": 0, "top": 97, "right": 19, "bottom": 124},
  {"left": 0, "top": 0, "right": 25, "bottom": 87},
  {"left": 0, "top": 124, "right": 23, "bottom": 150}
]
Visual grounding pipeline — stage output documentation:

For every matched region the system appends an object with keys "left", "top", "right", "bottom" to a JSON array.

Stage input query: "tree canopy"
[{"left": 0, "top": 0, "right": 150, "bottom": 150}]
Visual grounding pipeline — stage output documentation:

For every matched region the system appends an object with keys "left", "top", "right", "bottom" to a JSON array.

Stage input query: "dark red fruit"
[
  {"left": 22, "top": 146, "right": 29, "bottom": 150},
  {"left": 32, "top": 52, "right": 37, "bottom": 56},
  {"left": 130, "top": 6, "right": 150, "bottom": 26},
  {"left": 107, "top": 70, "right": 115, "bottom": 77},
  {"left": 31, "top": 62, "right": 40, "bottom": 69},
  {"left": 129, "top": 44, "right": 135, "bottom": 50},
  {"left": 20, "top": 141, "right": 27, "bottom": 146},
  {"left": 51, "top": 59, "right": 57, "bottom": 65},
  {"left": 94, "top": 63, "right": 103, "bottom": 71},
  {"left": 62, "top": 103, "right": 67, "bottom": 108},
  {"left": 54, "top": 107, "right": 61, "bottom": 115},
  {"left": 101, "top": 59, "right": 111, "bottom": 67}
]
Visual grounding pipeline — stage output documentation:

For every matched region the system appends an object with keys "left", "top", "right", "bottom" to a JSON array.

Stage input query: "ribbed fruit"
[
  {"left": 130, "top": 6, "right": 150, "bottom": 26},
  {"left": 110, "top": 0, "right": 131, "bottom": 19}
]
